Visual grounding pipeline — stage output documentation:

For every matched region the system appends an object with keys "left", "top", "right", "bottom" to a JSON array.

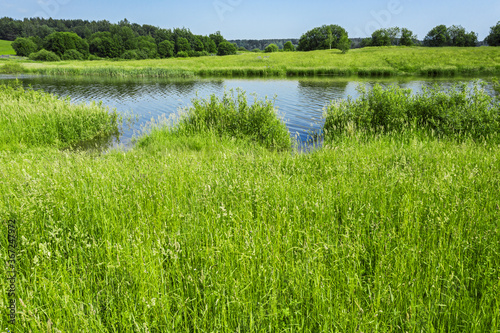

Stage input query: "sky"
[{"left": 1, "top": 0, "right": 499, "bottom": 40}]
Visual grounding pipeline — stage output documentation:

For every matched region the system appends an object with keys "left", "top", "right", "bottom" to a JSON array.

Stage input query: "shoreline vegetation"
[
  {"left": 1, "top": 82, "right": 500, "bottom": 331},
  {"left": 1, "top": 47, "right": 500, "bottom": 78}
]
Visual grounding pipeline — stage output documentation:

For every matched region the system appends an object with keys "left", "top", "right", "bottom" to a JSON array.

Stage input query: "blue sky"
[{"left": 2, "top": 0, "right": 499, "bottom": 40}]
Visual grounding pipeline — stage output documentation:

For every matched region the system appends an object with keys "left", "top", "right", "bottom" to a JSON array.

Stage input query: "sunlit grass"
[
  {"left": 8, "top": 46, "right": 500, "bottom": 78},
  {"left": 0, "top": 39, "right": 15, "bottom": 55},
  {"left": 0, "top": 84, "right": 499, "bottom": 332},
  {"left": 0, "top": 83, "right": 122, "bottom": 150}
]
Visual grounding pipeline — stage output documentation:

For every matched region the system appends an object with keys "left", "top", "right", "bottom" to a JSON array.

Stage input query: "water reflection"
[{"left": 0, "top": 75, "right": 497, "bottom": 150}]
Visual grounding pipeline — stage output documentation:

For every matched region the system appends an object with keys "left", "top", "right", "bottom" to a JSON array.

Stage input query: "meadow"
[
  {"left": 0, "top": 81, "right": 499, "bottom": 332},
  {"left": 2, "top": 46, "right": 500, "bottom": 78},
  {"left": 0, "top": 40, "right": 15, "bottom": 55}
]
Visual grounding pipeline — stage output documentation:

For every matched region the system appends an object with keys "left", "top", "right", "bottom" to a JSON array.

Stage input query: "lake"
[{"left": 1, "top": 75, "right": 497, "bottom": 149}]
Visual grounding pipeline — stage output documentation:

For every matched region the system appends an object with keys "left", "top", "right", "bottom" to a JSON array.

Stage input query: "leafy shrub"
[
  {"left": 158, "top": 40, "right": 175, "bottom": 58},
  {"left": 62, "top": 49, "right": 85, "bottom": 60},
  {"left": 29, "top": 49, "right": 61, "bottom": 61},
  {"left": 174, "top": 89, "right": 291, "bottom": 150},
  {"left": 217, "top": 42, "right": 237, "bottom": 56},
  {"left": 251, "top": 48, "right": 261, "bottom": 53},
  {"left": 176, "top": 51, "right": 189, "bottom": 58},
  {"left": 88, "top": 54, "right": 103, "bottom": 61},
  {"left": 324, "top": 82, "right": 500, "bottom": 141},
  {"left": 283, "top": 41, "right": 295, "bottom": 52}
]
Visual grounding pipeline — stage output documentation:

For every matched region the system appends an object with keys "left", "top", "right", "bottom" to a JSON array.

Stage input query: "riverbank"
[
  {"left": 1, "top": 83, "right": 499, "bottom": 331},
  {"left": 2, "top": 46, "right": 500, "bottom": 78}
]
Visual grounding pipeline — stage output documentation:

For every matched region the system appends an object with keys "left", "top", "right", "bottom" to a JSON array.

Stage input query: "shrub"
[
  {"left": 62, "top": 49, "right": 85, "bottom": 60},
  {"left": 176, "top": 51, "right": 189, "bottom": 58},
  {"left": 251, "top": 48, "right": 261, "bottom": 52},
  {"left": 283, "top": 41, "right": 295, "bottom": 51},
  {"left": 264, "top": 44, "right": 279, "bottom": 53},
  {"left": 158, "top": 40, "right": 175, "bottom": 58},
  {"left": 29, "top": 49, "right": 61, "bottom": 61},
  {"left": 121, "top": 50, "right": 139, "bottom": 60},
  {"left": 0, "top": 63, "right": 26, "bottom": 74},
  {"left": 12, "top": 37, "right": 38, "bottom": 57}
]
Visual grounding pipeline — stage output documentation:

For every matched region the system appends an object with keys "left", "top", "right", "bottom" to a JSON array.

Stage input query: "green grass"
[
  {"left": 1, "top": 86, "right": 499, "bottom": 332},
  {"left": 6, "top": 46, "right": 500, "bottom": 78},
  {"left": 0, "top": 83, "right": 122, "bottom": 151},
  {"left": 0, "top": 39, "right": 15, "bottom": 55}
]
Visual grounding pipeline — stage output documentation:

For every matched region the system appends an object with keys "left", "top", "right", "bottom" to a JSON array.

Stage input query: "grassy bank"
[
  {"left": 3, "top": 46, "right": 500, "bottom": 78},
  {"left": 0, "top": 83, "right": 121, "bottom": 151},
  {"left": 1, "top": 87, "right": 499, "bottom": 332},
  {"left": 0, "top": 40, "right": 15, "bottom": 55}
]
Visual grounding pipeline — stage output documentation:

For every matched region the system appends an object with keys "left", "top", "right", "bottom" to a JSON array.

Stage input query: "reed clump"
[{"left": 0, "top": 83, "right": 121, "bottom": 150}]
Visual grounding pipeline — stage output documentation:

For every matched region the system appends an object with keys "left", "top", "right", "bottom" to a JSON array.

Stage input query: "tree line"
[
  {"left": 2, "top": 17, "right": 238, "bottom": 60},
  {"left": 3, "top": 16, "right": 500, "bottom": 61}
]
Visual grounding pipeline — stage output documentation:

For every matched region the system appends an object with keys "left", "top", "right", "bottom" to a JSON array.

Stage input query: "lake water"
[{"left": 1, "top": 75, "right": 497, "bottom": 149}]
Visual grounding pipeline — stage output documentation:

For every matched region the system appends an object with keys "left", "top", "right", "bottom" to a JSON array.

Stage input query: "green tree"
[
  {"left": 203, "top": 36, "right": 217, "bottom": 54},
  {"left": 29, "top": 49, "right": 61, "bottom": 61},
  {"left": 264, "top": 44, "right": 279, "bottom": 53},
  {"left": 158, "top": 40, "right": 175, "bottom": 58},
  {"left": 12, "top": 37, "right": 38, "bottom": 56},
  {"left": 486, "top": 21, "right": 500, "bottom": 46},
  {"left": 209, "top": 31, "right": 226, "bottom": 48},
  {"left": 297, "top": 24, "right": 348, "bottom": 51},
  {"left": 44, "top": 32, "right": 89, "bottom": 57},
  {"left": 217, "top": 41, "right": 237, "bottom": 56},
  {"left": 337, "top": 34, "right": 351, "bottom": 53},
  {"left": 424, "top": 25, "right": 450, "bottom": 47},
  {"left": 371, "top": 29, "right": 391, "bottom": 46},
  {"left": 283, "top": 41, "right": 295, "bottom": 51},
  {"left": 176, "top": 37, "right": 191, "bottom": 53},
  {"left": 89, "top": 32, "right": 123, "bottom": 58}
]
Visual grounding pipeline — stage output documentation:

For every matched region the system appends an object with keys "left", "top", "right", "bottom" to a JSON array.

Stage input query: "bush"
[
  {"left": 12, "top": 37, "right": 38, "bottom": 57},
  {"left": 323, "top": 82, "right": 500, "bottom": 141},
  {"left": 88, "top": 54, "right": 103, "bottom": 61},
  {"left": 486, "top": 21, "right": 500, "bottom": 46},
  {"left": 158, "top": 40, "right": 175, "bottom": 58},
  {"left": 0, "top": 63, "right": 26, "bottom": 74},
  {"left": 173, "top": 89, "right": 291, "bottom": 150},
  {"left": 217, "top": 41, "right": 237, "bottom": 56},
  {"left": 62, "top": 49, "right": 85, "bottom": 60},
  {"left": 29, "top": 49, "right": 61, "bottom": 62},
  {"left": 264, "top": 44, "right": 279, "bottom": 53},
  {"left": 176, "top": 51, "right": 189, "bottom": 58},
  {"left": 121, "top": 50, "right": 139, "bottom": 60},
  {"left": 283, "top": 41, "right": 295, "bottom": 52},
  {"left": 251, "top": 48, "right": 261, "bottom": 53}
]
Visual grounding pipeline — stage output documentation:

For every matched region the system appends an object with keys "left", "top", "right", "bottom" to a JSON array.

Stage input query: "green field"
[
  {"left": 0, "top": 40, "right": 15, "bottom": 55},
  {"left": 3, "top": 46, "right": 500, "bottom": 78},
  {"left": 1, "top": 82, "right": 499, "bottom": 332}
]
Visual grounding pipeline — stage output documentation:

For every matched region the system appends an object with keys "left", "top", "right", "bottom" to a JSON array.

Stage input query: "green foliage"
[
  {"left": 176, "top": 37, "right": 191, "bottom": 53},
  {"left": 371, "top": 29, "right": 391, "bottom": 46},
  {"left": 252, "top": 48, "right": 261, "bottom": 53},
  {"left": 486, "top": 21, "right": 500, "bottom": 46},
  {"left": 337, "top": 34, "right": 351, "bottom": 53},
  {"left": 238, "top": 46, "right": 247, "bottom": 51},
  {"left": 89, "top": 33, "right": 123, "bottom": 58},
  {"left": 0, "top": 84, "right": 120, "bottom": 149},
  {"left": 209, "top": 31, "right": 226, "bottom": 48},
  {"left": 161, "top": 90, "right": 291, "bottom": 150},
  {"left": 158, "top": 40, "right": 175, "bottom": 58},
  {"left": 324, "top": 82, "right": 500, "bottom": 141},
  {"left": 264, "top": 44, "right": 279, "bottom": 53},
  {"left": 11, "top": 37, "right": 38, "bottom": 56},
  {"left": 297, "top": 24, "right": 348, "bottom": 51},
  {"left": 217, "top": 41, "right": 237, "bottom": 56},
  {"left": 62, "top": 49, "right": 85, "bottom": 60},
  {"left": 283, "top": 41, "right": 295, "bottom": 52},
  {"left": 44, "top": 31, "right": 89, "bottom": 57},
  {"left": 29, "top": 49, "right": 61, "bottom": 61},
  {"left": 400, "top": 28, "right": 417, "bottom": 46},
  {"left": 176, "top": 51, "right": 189, "bottom": 58},
  {"left": 424, "top": 25, "right": 477, "bottom": 47}
]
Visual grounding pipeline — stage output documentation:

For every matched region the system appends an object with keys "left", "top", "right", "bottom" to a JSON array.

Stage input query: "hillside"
[{"left": 0, "top": 40, "right": 15, "bottom": 55}]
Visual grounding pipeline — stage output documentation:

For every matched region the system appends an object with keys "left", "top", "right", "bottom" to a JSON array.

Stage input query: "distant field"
[
  {"left": 0, "top": 40, "right": 15, "bottom": 55},
  {"left": 6, "top": 46, "right": 500, "bottom": 78}
]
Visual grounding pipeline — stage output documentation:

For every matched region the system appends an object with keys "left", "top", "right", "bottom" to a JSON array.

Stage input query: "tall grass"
[
  {"left": 0, "top": 83, "right": 121, "bottom": 150},
  {"left": 323, "top": 81, "right": 500, "bottom": 141},
  {"left": 138, "top": 89, "right": 292, "bottom": 151},
  {"left": 0, "top": 82, "right": 499, "bottom": 332}
]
